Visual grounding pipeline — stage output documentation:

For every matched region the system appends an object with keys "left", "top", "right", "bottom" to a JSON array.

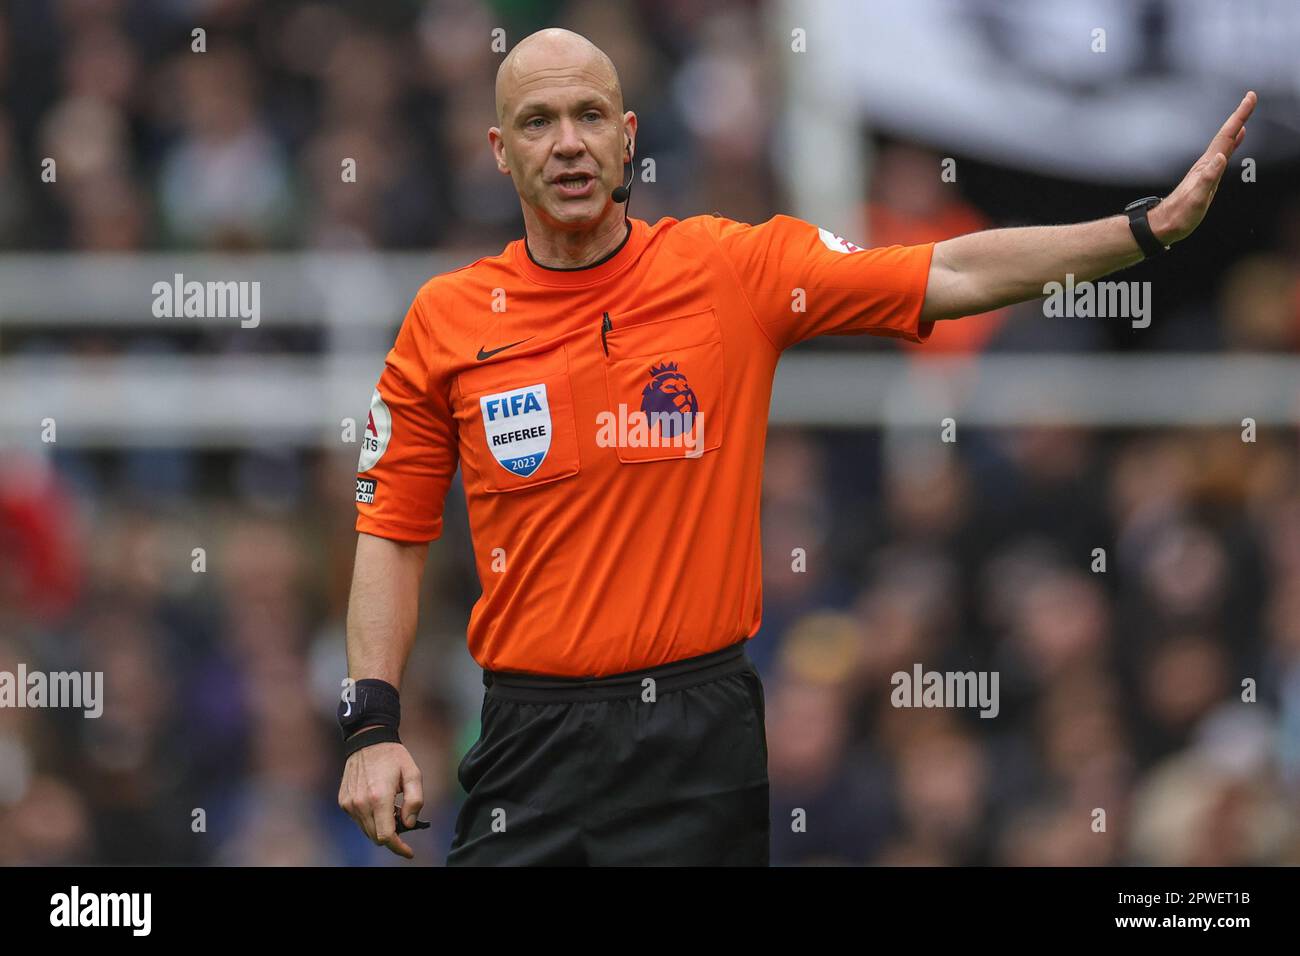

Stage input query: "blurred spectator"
[
  {"left": 863, "top": 142, "right": 1011, "bottom": 354},
  {"left": 156, "top": 47, "right": 295, "bottom": 247}
]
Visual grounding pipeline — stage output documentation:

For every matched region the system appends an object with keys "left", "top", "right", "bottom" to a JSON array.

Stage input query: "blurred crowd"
[
  {"left": 2, "top": 0, "right": 1300, "bottom": 866},
  {"left": 4, "top": 421, "right": 1299, "bottom": 866},
  {"left": 0, "top": 0, "right": 775, "bottom": 254},
  {"left": 754, "top": 425, "right": 1300, "bottom": 865}
]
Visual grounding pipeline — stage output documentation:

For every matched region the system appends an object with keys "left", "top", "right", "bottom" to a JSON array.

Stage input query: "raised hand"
[{"left": 1150, "top": 91, "right": 1257, "bottom": 246}]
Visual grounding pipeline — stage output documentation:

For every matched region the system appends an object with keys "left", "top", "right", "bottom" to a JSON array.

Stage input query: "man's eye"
[
  {"left": 525, "top": 117, "right": 546, "bottom": 129},
  {"left": 582, "top": 111, "right": 601, "bottom": 122}
]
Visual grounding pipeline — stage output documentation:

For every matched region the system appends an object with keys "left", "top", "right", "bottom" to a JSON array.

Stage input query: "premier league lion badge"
[{"left": 640, "top": 361, "right": 699, "bottom": 439}]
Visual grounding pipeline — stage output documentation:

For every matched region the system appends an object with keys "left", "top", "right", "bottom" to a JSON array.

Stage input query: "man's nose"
[{"left": 552, "top": 118, "right": 586, "bottom": 156}]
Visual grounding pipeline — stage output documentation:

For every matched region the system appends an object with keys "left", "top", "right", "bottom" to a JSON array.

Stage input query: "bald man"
[
  {"left": 337, "top": 27, "right": 1255, "bottom": 865},
  {"left": 488, "top": 29, "right": 634, "bottom": 265}
]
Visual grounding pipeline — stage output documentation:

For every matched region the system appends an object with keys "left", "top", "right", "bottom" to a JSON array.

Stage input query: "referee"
[{"left": 337, "top": 27, "right": 1255, "bottom": 865}]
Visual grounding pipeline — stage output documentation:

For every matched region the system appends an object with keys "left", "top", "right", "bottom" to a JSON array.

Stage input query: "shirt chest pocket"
[
  {"left": 454, "top": 345, "right": 581, "bottom": 493},
  {"left": 601, "top": 307, "right": 725, "bottom": 463}
]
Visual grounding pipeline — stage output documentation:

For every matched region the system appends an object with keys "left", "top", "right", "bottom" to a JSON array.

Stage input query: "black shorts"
[{"left": 446, "top": 639, "right": 770, "bottom": 866}]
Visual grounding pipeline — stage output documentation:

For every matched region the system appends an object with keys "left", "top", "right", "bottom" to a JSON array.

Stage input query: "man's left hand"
[{"left": 1150, "top": 91, "right": 1257, "bottom": 246}]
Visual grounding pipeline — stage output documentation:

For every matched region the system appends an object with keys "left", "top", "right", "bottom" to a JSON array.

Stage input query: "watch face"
[{"left": 1126, "top": 196, "right": 1161, "bottom": 212}]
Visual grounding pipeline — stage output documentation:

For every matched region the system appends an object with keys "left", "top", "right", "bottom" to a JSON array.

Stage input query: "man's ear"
[
  {"left": 622, "top": 111, "right": 638, "bottom": 163},
  {"left": 488, "top": 127, "right": 511, "bottom": 175}
]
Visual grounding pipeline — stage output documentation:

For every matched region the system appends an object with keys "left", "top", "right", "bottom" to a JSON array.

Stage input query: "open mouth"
[{"left": 552, "top": 174, "right": 595, "bottom": 197}]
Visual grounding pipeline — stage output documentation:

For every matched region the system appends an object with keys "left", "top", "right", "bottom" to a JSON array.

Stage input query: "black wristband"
[
  {"left": 338, "top": 678, "right": 401, "bottom": 740},
  {"left": 343, "top": 725, "right": 401, "bottom": 758},
  {"left": 1124, "top": 196, "right": 1167, "bottom": 258}
]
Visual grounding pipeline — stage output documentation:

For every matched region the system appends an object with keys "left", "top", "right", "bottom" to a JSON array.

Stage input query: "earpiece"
[{"left": 612, "top": 137, "right": 634, "bottom": 204}]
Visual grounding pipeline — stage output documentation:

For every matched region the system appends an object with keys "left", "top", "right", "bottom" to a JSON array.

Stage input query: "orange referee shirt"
[{"left": 356, "top": 214, "right": 935, "bottom": 676}]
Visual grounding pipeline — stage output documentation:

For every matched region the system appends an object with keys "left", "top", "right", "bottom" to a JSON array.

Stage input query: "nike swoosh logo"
[
  {"left": 477, "top": 337, "right": 533, "bottom": 361},
  {"left": 343, "top": 700, "right": 352, "bottom": 717}
]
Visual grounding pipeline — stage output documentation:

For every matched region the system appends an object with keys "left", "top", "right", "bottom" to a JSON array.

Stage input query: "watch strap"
[
  {"left": 343, "top": 725, "right": 401, "bottom": 758},
  {"left": 1125, "top": 196, "right": 1167, "bottom": 258}
]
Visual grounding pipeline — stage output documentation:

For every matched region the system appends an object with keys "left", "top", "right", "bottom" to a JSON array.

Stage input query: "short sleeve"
[
  {"left": 355, "top": 291, "right": 458, "bottom": 543},
  {"left": 707, "top": 214, "right": 936, "bottom": 351}
]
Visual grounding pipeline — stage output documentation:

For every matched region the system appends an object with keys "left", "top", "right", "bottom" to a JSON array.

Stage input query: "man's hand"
[
  {"left": 1150, "top": 91, "right": 1257, "bottom": 246},
  {"left": 921, "top": 90, "right": 1260, "bottom": 323},
  {"left": 338, "top": 739, "right": 425, "bottom": 859}
]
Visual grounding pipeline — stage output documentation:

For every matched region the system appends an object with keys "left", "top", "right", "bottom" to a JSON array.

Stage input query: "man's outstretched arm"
[
  {"left": 920, "top": 91, "right": 1257, "bottom": 324},
  {"left": 337, "top": 531, "right": 428, "bottom": 859}
]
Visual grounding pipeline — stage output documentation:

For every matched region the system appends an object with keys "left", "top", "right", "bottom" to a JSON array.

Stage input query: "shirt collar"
[{"left": 513, "top": 218, "right": 648, "bottom": 287}]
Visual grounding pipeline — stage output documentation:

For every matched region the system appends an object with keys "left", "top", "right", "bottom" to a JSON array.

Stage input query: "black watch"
[{"left": 1124, "top": 196, "right": 1168, "bottom": 258}]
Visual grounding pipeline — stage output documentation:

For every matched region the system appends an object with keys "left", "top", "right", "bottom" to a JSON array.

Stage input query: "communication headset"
[{"left": 612, "top": 135, "right": 634, "bottom": 204}]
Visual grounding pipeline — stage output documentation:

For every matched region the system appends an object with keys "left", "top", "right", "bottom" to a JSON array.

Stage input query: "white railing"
[{"left": 2, "top": 255, "right": 1297, "bottom": 447}]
